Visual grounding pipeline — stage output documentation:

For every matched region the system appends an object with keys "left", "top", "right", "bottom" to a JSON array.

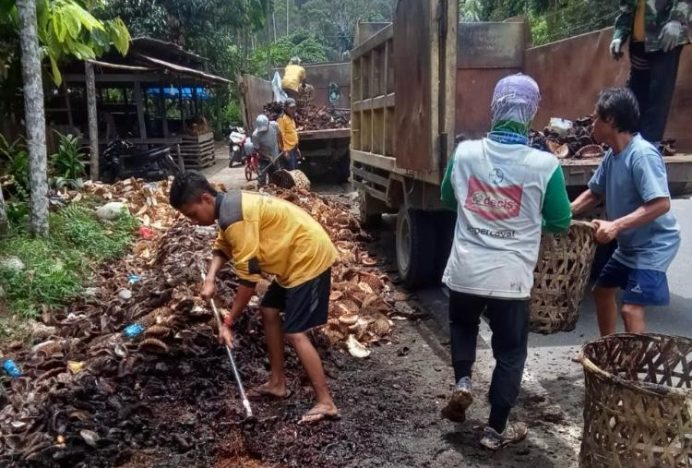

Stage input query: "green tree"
[{"left": 1, "top": 0, "right": 131, "bottom": 236}]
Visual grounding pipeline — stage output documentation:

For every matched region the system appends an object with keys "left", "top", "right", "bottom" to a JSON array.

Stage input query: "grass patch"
[{"left": 0, "top": 203, "right": 138, "bottom": 318}]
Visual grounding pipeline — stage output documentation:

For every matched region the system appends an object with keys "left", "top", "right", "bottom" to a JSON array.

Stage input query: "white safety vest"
[{"left": 442, "top": 138, "right": 560, "bottom": 299}]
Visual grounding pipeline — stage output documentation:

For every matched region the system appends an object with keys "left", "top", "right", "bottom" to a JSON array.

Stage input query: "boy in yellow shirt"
[
  {"left": 277, "top": 98, "right": 300, "bottom": 170},
  {"left": 169, "top": 171, "right": 340, "bottom": 423}
]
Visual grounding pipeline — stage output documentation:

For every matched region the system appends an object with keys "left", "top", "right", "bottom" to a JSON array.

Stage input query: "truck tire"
[{"left": 396, "top": 208, "right": 437, "bottom": 289}]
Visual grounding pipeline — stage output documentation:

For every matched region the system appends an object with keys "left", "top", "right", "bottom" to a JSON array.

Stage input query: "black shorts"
[{"left": 260, "top": 268, "right": 331, "bottom": 334}]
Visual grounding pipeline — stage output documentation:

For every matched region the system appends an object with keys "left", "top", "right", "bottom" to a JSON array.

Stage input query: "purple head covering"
[{"left": 490, "top": 74, "right": 541, "bottom": 129}]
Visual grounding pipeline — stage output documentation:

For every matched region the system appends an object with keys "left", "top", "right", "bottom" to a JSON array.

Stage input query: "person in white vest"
[{"left": 439, "top": 74, "right": 572, "bottom": 450}]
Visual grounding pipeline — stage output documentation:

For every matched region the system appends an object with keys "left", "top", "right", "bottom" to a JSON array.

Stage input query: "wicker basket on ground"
[
  {"left": 580, "top": 334, "right": 692, "bottom": 468},
  {"left": 271, "top": 169, "right": 311, "bottom": 191},
  {"left": 529, "top": 220, "right": 596, "bottom": 334}
]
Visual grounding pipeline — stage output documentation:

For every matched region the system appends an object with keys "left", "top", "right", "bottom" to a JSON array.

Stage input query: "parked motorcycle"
[
  {"left": 228, "top": 126, "right": 253, "bottom": 168},
  {"left": 100, "top": 138, "right": 180, "bottom": 183}
]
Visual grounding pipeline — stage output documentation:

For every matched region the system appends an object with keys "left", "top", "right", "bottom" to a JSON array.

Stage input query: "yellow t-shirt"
[
  {"left": 212, "top": 191, "right": 337, "bottom": 288},
  {"left": 633, "top": 0, "right": 646, "bottom": 43},
  {"left": 282, "top": 64, "right": 306, "bottom": 92},
  {"left": 277, "top": 114, "right": 299, "bottom": 151}
]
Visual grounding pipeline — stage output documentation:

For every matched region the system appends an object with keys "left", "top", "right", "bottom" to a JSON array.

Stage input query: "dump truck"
[
  {"left": 238, "top": 62, "right": 351, "bottom": 182},
  {"left": 350, "top": 0, "right": 692, "bottom": 288}
]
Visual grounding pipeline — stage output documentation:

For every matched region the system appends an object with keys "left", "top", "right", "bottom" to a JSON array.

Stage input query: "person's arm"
[
  {"left": 594, "top": 197, "right": 670, "bottom": 244},
  {"left": 542, "top": 167, "right": 572, "bottom": 233},
  {"left": 571, "top": 189, "right": 602, "bottom": 216},
  {"left": 613, "top": 0, "right": 635, "bottom": 42},
  {"left": 440, "top": 156, "right": 457, "bottom": 211},
  {"left": 593, "top": 150, "right": 672, "bottom": 244}
]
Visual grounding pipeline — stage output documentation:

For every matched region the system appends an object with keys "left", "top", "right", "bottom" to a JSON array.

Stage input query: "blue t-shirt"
[{"left": 588, "top": 134, "right": 680, "bottom": 271}]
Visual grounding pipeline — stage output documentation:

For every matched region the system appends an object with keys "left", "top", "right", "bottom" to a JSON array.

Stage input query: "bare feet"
[
  {"left": 299, "top": 402, "right": 341, "bottom": 424},
  {"left": 247, "top": 381, "right": 290, "bottom": 400}
]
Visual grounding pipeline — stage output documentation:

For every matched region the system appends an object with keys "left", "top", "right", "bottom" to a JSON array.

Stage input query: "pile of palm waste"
[
  {"left": 263, "top": 103, "right": 349, "bottom": 131},
  {"left": 0, "top": 179, "right": 406, "bottom": 466},
  {"left": 529, "top": 116, "right": 676, "bottom": 159}
]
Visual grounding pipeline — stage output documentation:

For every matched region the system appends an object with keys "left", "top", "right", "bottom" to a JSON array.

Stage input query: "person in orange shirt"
[{"left": 277, "top": 98, "right": 301, "bottom": 170}]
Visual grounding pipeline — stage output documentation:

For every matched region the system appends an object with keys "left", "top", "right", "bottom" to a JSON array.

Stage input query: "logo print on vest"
[{"left": 464, "top": 177, "right": 523, "bottom": 220}]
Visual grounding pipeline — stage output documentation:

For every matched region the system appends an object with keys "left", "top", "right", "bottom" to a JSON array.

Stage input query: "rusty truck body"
[
  {"left": 238, "top": 62, "right": 351, "bottom": 181},
  {"left": 350, "top": 0, "right": 692, "bottom": 287}
]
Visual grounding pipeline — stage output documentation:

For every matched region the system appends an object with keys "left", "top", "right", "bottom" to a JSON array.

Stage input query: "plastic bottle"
[
  {"left": 122, "top": 323, "right": 145, "bottom": 339},
  {"left": 2, "top": 359, "right": 22, "bottom": 379}
]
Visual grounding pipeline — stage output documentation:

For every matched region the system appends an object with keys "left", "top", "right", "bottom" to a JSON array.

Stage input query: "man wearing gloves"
[
  {"left": 610, "top": 0, "right": 690, "bottom": 145},
  {"left": 439, "top": 75, "right": 571, "bottom": 450}
]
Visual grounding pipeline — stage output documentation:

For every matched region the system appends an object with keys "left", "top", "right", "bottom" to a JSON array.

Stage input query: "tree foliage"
[
  {"left": 250, "top": 33, "right": 327, "bottom": 74},
  {"left": 1, "top": 0, "right": 131, "bottom": 85},
  {"left": 460, "top": 0, "right": 620, "bottom": 45}
]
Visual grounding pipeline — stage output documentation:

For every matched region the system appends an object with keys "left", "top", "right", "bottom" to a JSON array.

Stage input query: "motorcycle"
[
  {"left": 100, "top": 138, "right": 180, "bottom": 183},
  {"left": 229, "top": 126, "right": 252, "bottom": 168}
]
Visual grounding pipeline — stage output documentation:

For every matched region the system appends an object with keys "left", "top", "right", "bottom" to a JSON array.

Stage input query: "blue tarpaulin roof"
[{"left": 145, "top": 87, "right": 211, "bottom": 100}]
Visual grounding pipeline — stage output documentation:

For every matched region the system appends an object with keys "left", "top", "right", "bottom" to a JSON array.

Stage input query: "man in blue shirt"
[{"left": 572, "top": 87, "right": 680, "bottom": 335}]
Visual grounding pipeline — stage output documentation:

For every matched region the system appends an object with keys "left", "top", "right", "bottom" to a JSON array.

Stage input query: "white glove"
[
  {"left": 609, "top": 38, "right": 623, "bottom": 60},
  {"left": 659, "top": 20, "right": 682, "bottom": 52}
]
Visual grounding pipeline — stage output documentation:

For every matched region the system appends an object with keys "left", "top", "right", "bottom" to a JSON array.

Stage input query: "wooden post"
[
  {"left": 160, "top": 85, "right": 169, "bottom": 137},
  {"left": 63, "top": 84, "right": 74, "bottom": 128},
  {"left": 85, "top": 61, "right": 99, "bottom": 181},
  {"left": 133, "top": 81, "right": 147, "bottom": 140}
]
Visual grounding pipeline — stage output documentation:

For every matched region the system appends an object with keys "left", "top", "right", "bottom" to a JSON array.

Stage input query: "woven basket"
[
  {"left": 529, "top": 221, "right": 596, "bottom": 334},
  {"left": 271, "top": 169, "right": 311, "bottom": 191},
  {"left": 580, "top": 334, "right": 692, "bottom": 468}
]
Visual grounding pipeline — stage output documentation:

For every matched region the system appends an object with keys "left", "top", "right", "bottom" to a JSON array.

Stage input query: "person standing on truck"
[
  {"left": 251, "top": 114, "right": 281, "bottom": 187},
  {"left": 439, "top": 74, "right": 572, "bottom": 450},
  {"left": 282, "top": 57, "right": 306, "bottom": 101},
  {"left": 571, "top": 87, "right": 680, "bottom": 336},
  {"left": 609, "top": 0, "right": 690, "bottom": 145},
  {"left": 277, "top": 98, "right": 301, "bottom": 171}
]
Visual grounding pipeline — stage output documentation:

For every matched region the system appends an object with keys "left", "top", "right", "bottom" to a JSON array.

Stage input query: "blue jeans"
[{"left": 285, "top": 148, "right": 300, "bottom": 171}]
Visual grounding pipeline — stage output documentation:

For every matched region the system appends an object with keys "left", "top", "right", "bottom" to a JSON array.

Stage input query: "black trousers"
[
  {"left": 449, "top": 291, "right": 529, "bottom": 413},
  {"left": 628, "top": 42, "right": 683, "bottom": 144}
]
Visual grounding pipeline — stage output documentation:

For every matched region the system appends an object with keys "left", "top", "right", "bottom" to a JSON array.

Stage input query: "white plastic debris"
[
  {"left": 346, "top": 335, "right": 371, "bottom": 359},
  {"left": 96, "top": 202, "right": 129, "bottom": 221},
  {"left": 118, "top": 289, "right": 133, "bottom": 301},
  {"left": 0, "top": 256, "right": 25, "bottom": 272}
]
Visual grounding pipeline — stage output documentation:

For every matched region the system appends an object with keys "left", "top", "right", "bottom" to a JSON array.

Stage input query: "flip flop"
[
  {"left": 298, "top": 407, "right": 342, "bottom": 424},
  {"left": 247, "top": 387, "right": 293, "bottom": 400}
]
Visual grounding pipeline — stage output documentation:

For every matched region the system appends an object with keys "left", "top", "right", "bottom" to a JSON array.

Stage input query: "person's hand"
[
  {"left": 201, "top": 277, "right": 216, "bottom": 301},
  {"left": 593, "top": 219, "right": 620, "bottom": 244},
  {"left": 282, "top": 151, "right": 289, "bottom": 161},
  {"left": 218, "top": 325, "right": 234, "bottom": 348},
  {"left": 609, "top": 39, "right": 623, "bottom": 60},
  {"left": 660, "top": 21, "right": 682, "bottom": 52}
]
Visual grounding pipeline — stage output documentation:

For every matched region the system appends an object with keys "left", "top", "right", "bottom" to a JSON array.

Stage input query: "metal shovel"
[{"left": 199, "top": 269, "right": 253, "bottom": 419}]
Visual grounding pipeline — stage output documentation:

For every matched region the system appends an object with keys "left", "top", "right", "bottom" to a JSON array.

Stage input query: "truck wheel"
[{"left": 396, "top": 208, "right": 437, "bottom": 289}]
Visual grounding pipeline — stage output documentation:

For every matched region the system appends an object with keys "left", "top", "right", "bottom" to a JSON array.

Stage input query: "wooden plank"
[
  {"left": 298, "top": 128, "right": 350, "bottom": 140},
  {"left": 351, "top": 149, "right": 396, "bottom": 171},
  {"left": 393, "top": 0, "right": 433, "bottom": 172},
  {"left": 351, "top": 24, "right": 393, "bottom": 60},
  {"left": 352, "top": 93, "right": 395, "bottom": 112},
  {"left": 352, "top": 166, "right": 389, "bottom": 187}
]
